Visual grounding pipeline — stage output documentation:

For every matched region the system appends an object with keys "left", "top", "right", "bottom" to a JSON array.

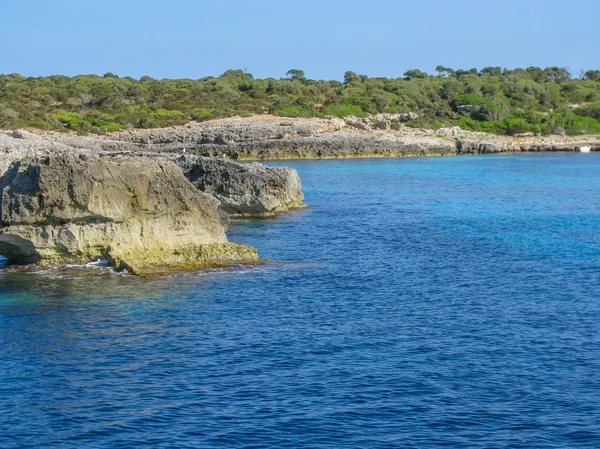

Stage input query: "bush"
[
  {"left": 574, "top": 103, "right": 600, "bottom": 121},
  {"left": 457, "top": 117, "right": 479, "bottom": 131},
  {"left": 406, "top": 116, "right": 437, "bottom": 129},
  {"left": 191, "top": 108, "right": 218, "bottom": 121},
  {"left": 478, "top": 120, "right": 506, "bottom": 134},
  {"left": 135, "top": 109, "right": 187, "bottom": 128},
  {"left": 102, "top": 122, "right": 124, "bottom": 132},
  {"left": 563, "top": 116, "right": 600, "bottom": 135},
  {"left": 451, "top": 93, "right": 485, "bottom": 109},
  {"left": 54, "top": 111, "right": 91, "bottom": 134},
  {"left": 322, "top": 103, "right": 367, "bottom": 118},
  {"left": 274, "top": 106, "right": 316, "bottom": 118},
  {"left": 503, "top": 117, "right": 532, "bottom": 135}
]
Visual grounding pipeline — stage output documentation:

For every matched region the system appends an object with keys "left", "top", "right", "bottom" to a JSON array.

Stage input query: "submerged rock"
[
  {"left": 0, "top": 153, "right": 258, "bottom": 274},
  {"left": 176, "top": 156, "right": 304, "bottom": 217}
]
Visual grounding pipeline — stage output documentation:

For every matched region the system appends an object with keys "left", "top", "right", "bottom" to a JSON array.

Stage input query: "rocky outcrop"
[
  {"left": 456, "top": 135, "right": 513, "bottom": 154},
  {"left": 0, "top": 153, "right": 258, "bottom": 275},
  {"left": 0, "top": 133, "right": 74, "bottom": 176},
  {"left": 176, "top": 156, "right": 304, "bottom": 217},
  {"left": 3, "top": 117, "right": 599, "bottom": 162},
  {"left": 11, "top": 129, "right": 37, "bottom": 140}
]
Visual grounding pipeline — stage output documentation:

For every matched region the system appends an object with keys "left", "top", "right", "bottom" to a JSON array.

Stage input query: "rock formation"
[
  {"left": 3, "top": 117, "right": 599, "bottom": 162},
  {"left": 176, "top": 156, "right": 304, "bottom": 216},
  {"left": 0, "top": 153, "right": 258, "bottom": 275}
]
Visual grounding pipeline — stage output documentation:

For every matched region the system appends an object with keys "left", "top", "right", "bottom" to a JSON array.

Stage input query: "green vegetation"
[
  {"left": 322, "top": 103, "right": 367, "bottom": 118},
  {"left": 1, "top": 67, "right": 599, "bottom": 136}
]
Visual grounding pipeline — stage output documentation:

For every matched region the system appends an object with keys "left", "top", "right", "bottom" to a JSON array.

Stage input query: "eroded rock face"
[
  {"left": 0, "top": 153, "right": 258, "bottom": 273},
  {"left": 176, "top": 156, "right": 304, "bottom": 216}
]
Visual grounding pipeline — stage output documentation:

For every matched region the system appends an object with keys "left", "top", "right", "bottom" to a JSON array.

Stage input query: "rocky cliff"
[{"left": 0, "top": 153, "right": 258, "bottom": 275}]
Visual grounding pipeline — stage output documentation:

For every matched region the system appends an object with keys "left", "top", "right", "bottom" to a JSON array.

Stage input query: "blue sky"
[{"left": 2, "top": 0, "right": 598, "bottom": 80}]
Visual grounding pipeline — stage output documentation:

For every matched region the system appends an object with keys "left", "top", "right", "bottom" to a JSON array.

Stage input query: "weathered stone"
[
  {"left": 176, "top": 156, "right": 304, "bottom": 216},
  {"left": 343, "top": 116, "right": 371, "bottom": 130},
  {"left": 0, "top": 153, "right": 258, "bottom": 272},
  {"left": 373, "top": 120, "right": 390, "bottom": 130},
  {"left": 11, "top": 129, "right": 36, "bottom": 139},
  {"left": 456, "top": 137, "right": 511, "bottom": 154},
  {"left": 2, "top": 117, "right": 599, "bottom": 161}
]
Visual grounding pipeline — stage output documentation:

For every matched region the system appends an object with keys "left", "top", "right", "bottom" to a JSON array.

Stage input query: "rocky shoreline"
[
  {"left": 0, "top": 126, "right": 307, "bottom": 274},
  {"left": 4, "top": 115, "right": 598, "bottom": 163},
  {"left": 0, "top": 116, "right": 597, "bottom": 274}
]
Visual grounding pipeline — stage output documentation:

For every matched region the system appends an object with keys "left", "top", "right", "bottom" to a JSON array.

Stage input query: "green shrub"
[
  {"left": 101, "top": 122, "right": 124, "bottom": 132},
  {"left": 274, "top": 106, "right": 315, "bottom": 117},
  {"left": 322, "top": 103, "right": 367, "bottom": 118},
  {"left": 136, "top": 109, "right": 187, "bottom": 128},
  {"left": 451, "top": 93, "right": 485, "bottom": 109},
  {"left": 457, "top": 117, "right": 479, "bottom": 131},
  {"left": 563, "top": 116, "right": 600, "bottom": 135},
  {"left": 191, "top": 108, "right": 217, "bottom": 121},
  {"left": 406, "top": 116, "right": 437, "bottom": 129},
  {"left": 574, "top": 103, "right": 600, "bottom": 121},
  {"left": 503, "top": 117, "right": 532, "bottom": 135},
  {"left": 478, "top": 120, "right": 506, "bottom": 134}
]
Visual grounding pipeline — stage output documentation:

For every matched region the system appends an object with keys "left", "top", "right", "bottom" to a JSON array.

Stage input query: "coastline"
[
  {"left": 3, "top": 116, "right": 598, "bottom": 165},
  {"left": 0, "top": 116, "right": 596, "bottom": 274}
]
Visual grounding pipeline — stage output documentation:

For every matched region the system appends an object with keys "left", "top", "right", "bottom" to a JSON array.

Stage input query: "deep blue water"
[{"left": 1, "top": 153, "right": 600, "bottom": 448}]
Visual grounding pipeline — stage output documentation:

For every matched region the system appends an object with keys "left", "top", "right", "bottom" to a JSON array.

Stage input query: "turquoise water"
[{"left": 1, "top": 153, "right": 599, "bottom": 448}]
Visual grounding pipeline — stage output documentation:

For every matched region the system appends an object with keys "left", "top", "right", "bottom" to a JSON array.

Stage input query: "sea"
[{"left": 1, "top": 153, "right": 599, "bottom": 448}]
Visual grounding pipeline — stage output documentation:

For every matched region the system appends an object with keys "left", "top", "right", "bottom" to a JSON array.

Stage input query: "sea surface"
[{"left": 1, "top": 153, "right": 599, "bottom": 448}]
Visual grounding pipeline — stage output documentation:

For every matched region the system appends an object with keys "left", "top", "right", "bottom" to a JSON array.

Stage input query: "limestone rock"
[
  {"left": 11, "top": 129, "right": 37, "bottom": 140},
  {"left": 401, "top": 112, "right": 419, "bottom": 122},
  {"left": 3, "top": 116, "right": 599, "bottom": 161},
  {"left": 0, "top": 153, "right": 258, "bottom": 273},
  {"left": 176, "top": 156, "right": 304, "bottom": 216},
  {"left": 373, "top": 120, "right": 390, "bottom": 130},
  {"left": 456, "top": 136, "right": 511, "bottom": 154},
  {"left": 343, "top": 116, "right": 371, "bottom": 131}
]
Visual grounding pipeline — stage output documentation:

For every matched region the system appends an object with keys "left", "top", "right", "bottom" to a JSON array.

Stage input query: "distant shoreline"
[{"left": 2, "top": 116, "right": 598, "bottom": 166}]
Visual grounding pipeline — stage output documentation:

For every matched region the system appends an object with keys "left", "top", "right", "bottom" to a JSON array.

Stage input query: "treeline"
[{"left": 1, "top": 67, "right": 600, "bottom": 136}]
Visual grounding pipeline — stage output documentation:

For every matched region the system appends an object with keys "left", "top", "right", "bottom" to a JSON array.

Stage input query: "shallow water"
[{"left": 1, "top": 153, "right": 599, "bottom": 448}]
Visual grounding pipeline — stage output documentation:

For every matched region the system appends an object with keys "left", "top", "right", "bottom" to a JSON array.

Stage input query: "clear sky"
[{"left": 2, "top": 0, "right": 598, "bottom": 80}]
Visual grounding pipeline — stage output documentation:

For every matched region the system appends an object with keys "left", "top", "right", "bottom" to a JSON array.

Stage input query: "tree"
[
  {"left": 435, "top": 66, "right": 454, "bottom": 77},
  {"left": 480, "top": 67, "right": 502, "bottom": 76},
  {"left": 480, "top": 97, "right": 509, "bottom": 121},
  {"left": 344, "top": 71, "right": 361, "bottom": 84},
  {"left": 219, "top": 69, "right": 254, "bottom": 81},
  {"left": 451, "top": 93, "right": 485, "bottom": 109},
  {"left": 584, "top": 70, "right": 600, "bottom": 81},
  {"left": 453, "top": 68, "right": 478, "bottom": 77},
  {"left": 439, "top": 78, "right": 463, "bottom": 100},
  {"left": 286, "top": 69, "right": 306, "bottom": 81},
  {"left": 544, "top": 67, "right": 571, "bottom": 83},
  {"left": 403, "top": 69, "right": 428, "bottom": 80},
  {"left": 526, "top": 66, "right": 545, "bottom": 82}
]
